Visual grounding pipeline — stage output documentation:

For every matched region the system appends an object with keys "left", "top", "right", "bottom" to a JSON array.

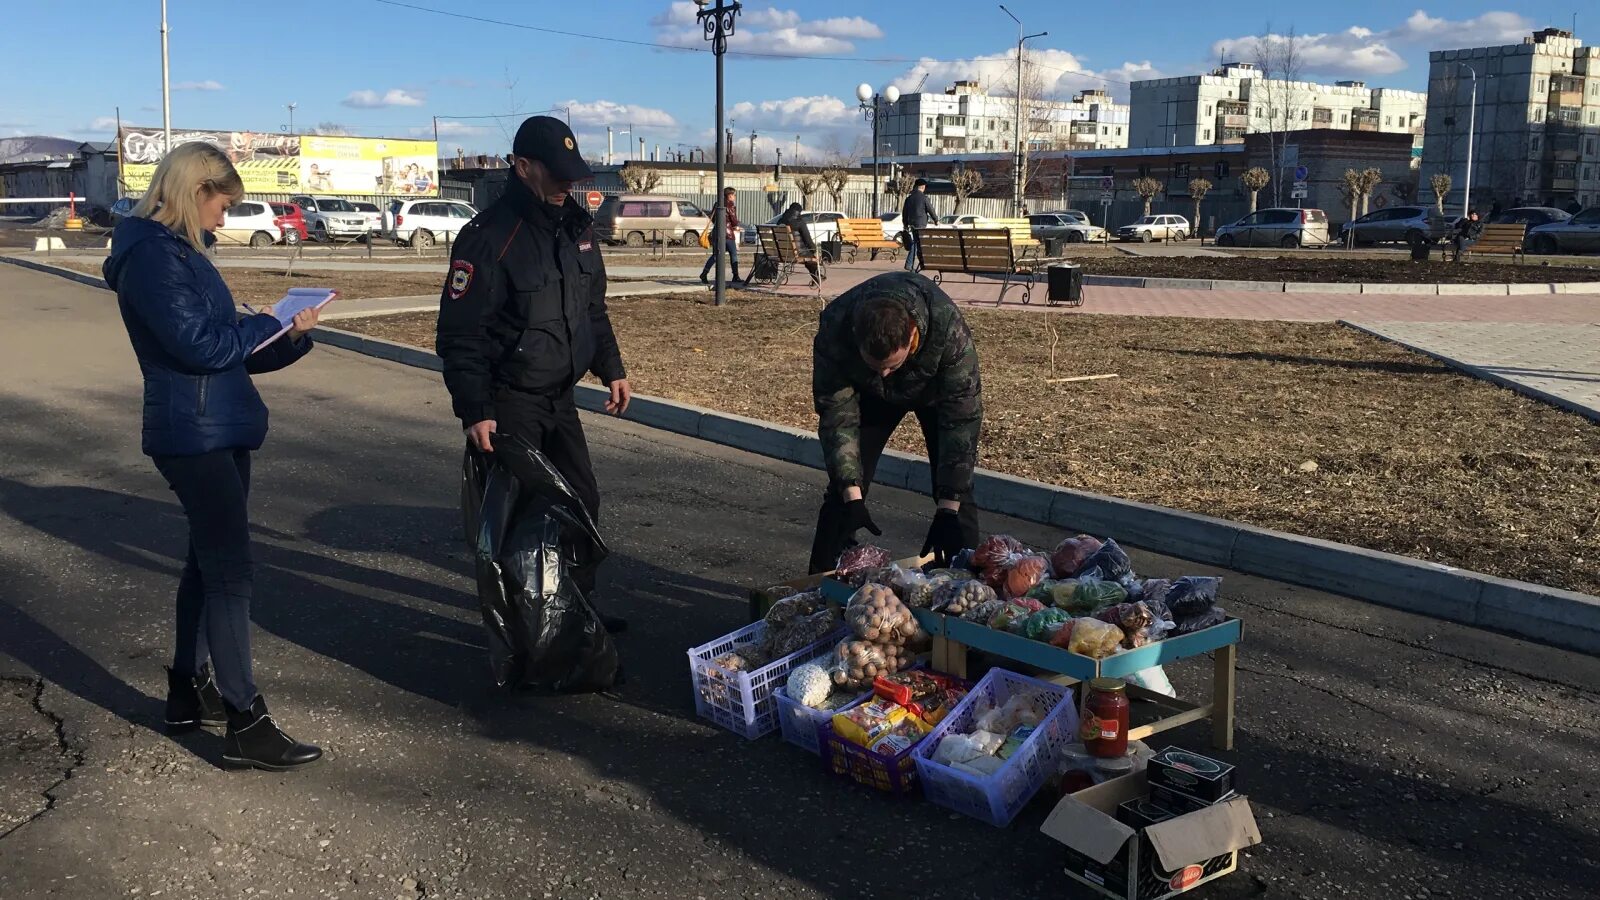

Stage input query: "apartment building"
[
  {"left": 875, "top": 80, "right": 1130, "bottom": 158},
  {"left": 1127, "top": 64, "right": 1427, "bottom": 150},
  {"left": 1420, "top": 28, "right": 1600, "bottom": 210}
]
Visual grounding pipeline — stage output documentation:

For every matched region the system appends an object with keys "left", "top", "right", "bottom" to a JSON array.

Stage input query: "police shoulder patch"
[{"left": 448, "top": 260, "right": 474, "bottom": 300}]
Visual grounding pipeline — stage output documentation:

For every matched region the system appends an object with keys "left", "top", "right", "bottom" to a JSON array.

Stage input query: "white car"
[
  {"left": 933, "top": 214, "right": 993, "bottom": 228},
  {"left": 350, "top": 201, "right": 383, "bottom": 236},
  {"left": 216, "top": 200, "right": 286, "bottom": 248},
  {"left": 1115, "top": 214, "right": 1190, "bottom": 242},
  {"left": 383, "top": 199, "right": 479, "bottom": 248},
  {"left": 745, "top": 210, "right": 846, "bottom": 249},
  {"left": 878, "top": 211, "right": 905, "bottom": 243},
  {"left": 289, "top": 195, "right": 370, "bottom": 242}
]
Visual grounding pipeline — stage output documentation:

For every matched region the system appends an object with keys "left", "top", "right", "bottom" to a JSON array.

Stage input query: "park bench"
[
  {"left": 1459, "top": 222, "right": 1526, "bottom": 263},
  {"left": 916, "top": 227, "right": 1059, "bottom": 305},
  {"left": 837, "top": 217, "right": 901, "bottom": 262},
  {"left": 988, "top": 218, "right": 1044, "bottom": 257},
  {"left": 755, "top": 224, "right": 827, "bottom": 294}
]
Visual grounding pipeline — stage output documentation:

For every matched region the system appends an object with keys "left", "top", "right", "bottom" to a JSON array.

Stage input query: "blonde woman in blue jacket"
[{"left": 104, "top": 142, "right": 321, "bottom": 771}]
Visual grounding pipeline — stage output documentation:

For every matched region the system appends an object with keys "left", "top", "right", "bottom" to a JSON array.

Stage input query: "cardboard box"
[
  {"left": 1041, "top": 771, "right": 1262, "bottom": 900},
  {"left": 1147, "top": 746, "right": 1237, "bottom": 804}
]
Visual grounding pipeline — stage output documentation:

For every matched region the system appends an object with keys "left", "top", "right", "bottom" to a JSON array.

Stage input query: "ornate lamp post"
[
  {"left": 697, "top": 0, "right": 742, "bottom": 306},
  {"left": 856, "top": 83, "right": 900, "bottom": 216}
]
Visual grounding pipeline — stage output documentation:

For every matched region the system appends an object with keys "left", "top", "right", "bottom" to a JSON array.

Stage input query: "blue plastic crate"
[
  {"left": 689, "top": 621, "right": 846, "bottom": 740},
  {"left": 912, "top": 668, "right": 1079, "bottom": 827},
  {"left": 775, "top": 686, "right": 871, "bottom": 755}
]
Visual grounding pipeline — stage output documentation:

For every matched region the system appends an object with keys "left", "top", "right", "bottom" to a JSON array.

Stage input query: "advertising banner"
[{"left": 117, "top": 126, "right": 437, "bottom": 197}]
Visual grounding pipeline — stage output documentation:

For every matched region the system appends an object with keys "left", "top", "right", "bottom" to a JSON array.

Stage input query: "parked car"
[
  {"left": 1214, "top": 208, "right": 1331, "bottom": 248},
  {"left": 931, "top": 214, "right": 994, "bottom": 228},
  {"left": 216, "top": 200, "right": 286, "bottom": 248},
  {"left": 268, "top": 202, "right": 308, "bottom": 244},
  {"left": 593, "top": 194, "right": 710, "bottom": 247},
  {"left": 1491, "top": 207, "right": 1571, "bottom": 230},
  {"left": 1526, "top": 208, "right": 1600, "bottom": 255},
  {"left": 1115, "top": 214, "right": 1190, "bottom": 242},
  {"left": 1028, "top": 212, "right": 1106, "bottom": 243},
  {"left": 1334, "top": 205, "right": 1451, "bottom": 245},
  {"left": 744, "top": 210, "right": 847, "bottom": 250},
  {"left": 350, "top": 200, "right": 382, "bottom": 235},
  {"left": 382, "top": 199, "right": 478, "bottom": 247},
  {"left": 108, "top": 197, "right": 139, "bottom": 223},
  {"left": 288, "top": 195, "right": 370, "bottom": 242},
  {"left": 878, "top": 211, "right": 904, "bottom": 243}
]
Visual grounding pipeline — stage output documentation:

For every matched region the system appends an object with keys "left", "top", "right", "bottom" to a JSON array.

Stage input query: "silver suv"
[
  {"left": 1336, "top": 205, "right": 1452, "bottom": 246},
  {"left": 1215, "top": 208, "right": 1331, "bottom": 248},
  {"left": 289, "top": 195, "right": 370, "bottom": 242}
]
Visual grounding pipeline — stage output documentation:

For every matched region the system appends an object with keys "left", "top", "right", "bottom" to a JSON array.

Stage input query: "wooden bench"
[
  {"left": 837, "top": 217, "right": 901, "bottom": 262},
  {"left": 1458, "top": 222, "right": 1526, "bottom": 263},
  {"left": 755, "top": 224, "right": 828, "bottom": 294},
  {"left": 916, "top": 227, "right": 1058, "bottom": 305},
  {"left": 988, "top": 218, "right": 1043, "bottom": 256}
]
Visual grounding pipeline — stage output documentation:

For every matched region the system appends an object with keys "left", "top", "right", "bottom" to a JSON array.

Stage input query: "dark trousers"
[
  {"left": 494, "top": 386, "right": 603, "bottom": 595},
  {"left": 700, "top": 238, "right": 740, "bottom": 281},
  {"left": 808, "top": 395, "right": 980, "bottom": 573},
  {"left": 152, "top": 449, "right": 257, "bottom": 709}
]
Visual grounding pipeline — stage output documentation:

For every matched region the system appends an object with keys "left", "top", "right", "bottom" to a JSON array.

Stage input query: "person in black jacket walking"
[
  {"left": 900, "top": 178, "right": 937, "bottom": 271},
  {"left": 103, "top": 141, "right": 322, "bottom": 771},
  {"left": 436, "top": 116, "right": 631, "bottom": 632}
]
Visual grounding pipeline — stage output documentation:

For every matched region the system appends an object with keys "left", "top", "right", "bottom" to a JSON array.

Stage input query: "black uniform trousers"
[
  {"left": 493, "top": 385, "right": 603, "bottom": 596},
  {"left": 808, "top": 394, "right": 981, "bottom": 574}
]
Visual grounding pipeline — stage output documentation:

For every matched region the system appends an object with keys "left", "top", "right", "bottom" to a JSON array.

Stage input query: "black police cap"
[{"left": 512, "top": 116, "right": 593, "bottom": 182}]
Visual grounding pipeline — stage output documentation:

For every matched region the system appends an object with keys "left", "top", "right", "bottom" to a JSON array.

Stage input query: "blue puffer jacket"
[{"left": 104, "top": 216, "right": 313, "bottom": 457}]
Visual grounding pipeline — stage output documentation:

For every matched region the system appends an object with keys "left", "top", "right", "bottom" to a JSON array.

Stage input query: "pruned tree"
[
  {"left": 1429, "top": 173, "right": 1452, "bottom": 215},
  {"left": 1341, "top": 169, "right": 1364, "bottom": 221},
  {"left": 887, "top": 171, "right": 916, "bottom": 198},
  {"left": 793, "top": 173, "right": 820, "bottom": 208},
  {"left": 1357, "top": 167, "right": 1383, "bottom": 216},
  {"left": 1251, "top": 24, "right": 1307, "bottom": 208},
  {"left": 951, "top": 167, "right": 984, "bottom": 213},
  {"left": 619, "top": 165, "right": 663, "bottom": 194},
  {"left": 1188, "top": 178, "right": 1212, "bottom": 238},
  {"left": 1241, "top": 166, "right": 1271, "bottom": 213},
  {"left": 1132, "top": 176, "right": 1162, "bottom": 217},
  {"left": 819, "top": 167, "right": 850, "bottom": 209}
]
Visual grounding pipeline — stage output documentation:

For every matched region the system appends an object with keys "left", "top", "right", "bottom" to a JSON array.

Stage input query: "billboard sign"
[{"left": 116, "top": 126, "right": 437, "bottom": 197}]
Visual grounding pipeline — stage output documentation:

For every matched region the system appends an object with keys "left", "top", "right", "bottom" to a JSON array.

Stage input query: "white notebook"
[{"left": 251, "top": 288, "right": 338, "bottom": 354}]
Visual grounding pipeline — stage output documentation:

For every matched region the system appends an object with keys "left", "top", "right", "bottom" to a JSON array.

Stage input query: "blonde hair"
[{"left": 132, "top": 142, "right": 244, "bottom": 251}]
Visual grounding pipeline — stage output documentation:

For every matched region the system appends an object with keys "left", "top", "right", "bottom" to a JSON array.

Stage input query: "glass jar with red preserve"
[{"left": 1080, "top": 678, "right": 1129, "bottom": 758}]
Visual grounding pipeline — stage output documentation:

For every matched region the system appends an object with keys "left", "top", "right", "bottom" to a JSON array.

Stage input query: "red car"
[{"left": 268, "top": 202, "right": 307, "bottom": 243}]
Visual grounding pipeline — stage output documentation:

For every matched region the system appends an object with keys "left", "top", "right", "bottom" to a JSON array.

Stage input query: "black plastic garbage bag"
[{"left": 460, "top": 434, "right": 619, "bottom": 692}]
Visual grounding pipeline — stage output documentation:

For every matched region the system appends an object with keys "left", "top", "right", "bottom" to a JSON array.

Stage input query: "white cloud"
[
  {"left": 417, "top": 121, "right": 493, "bottom": 139},
  {"left": 729, "top": 95, "right": 854, "bottom": 129},
  {"left": 893, "top": 48, "right": 1154, "bottom": 102},
  {"left": 652, "top": 2, "right": 883, "bottom": 56},
  {"left": 342, "top": 88, "right": 426, "bottom": 109},
  {"left": 174, "top": 80, "right": 224, "bottom": 91},
  {"left": 1210, "top": 10, "right": 1536, "bottom": 79},
  {"left": 562, "top": 99, "right": 678, "bottom": 131},
  {"left": 88, "top": 116, "right": 120, "bottom": 131}
]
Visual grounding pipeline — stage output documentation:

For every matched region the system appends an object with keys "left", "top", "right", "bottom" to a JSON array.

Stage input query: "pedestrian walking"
[
  {"left": 103, "top": 141, "right": 322, "bottom": 771},
  {"left": 777, "top": 202, "right": 823, "bottom": 286},
  {"left": 807, "top": 271, "right": 983, "bottom": 573},
  {"left": 700, "top": 187, "right": 742, "bottom": 285},
  {"left": 436, "top": 115, "right": 631, "bottom": 633},
  {"left": 900, "top": 178, "right": 936, "bottom": 272}
]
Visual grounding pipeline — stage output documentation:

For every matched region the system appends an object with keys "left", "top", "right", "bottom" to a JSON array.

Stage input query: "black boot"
[
  {"left": 165, "top": 664, "right": 226, "bottom": 730},
  {"left": 223, "top": 696, "right": 322, "bottom": 771}
]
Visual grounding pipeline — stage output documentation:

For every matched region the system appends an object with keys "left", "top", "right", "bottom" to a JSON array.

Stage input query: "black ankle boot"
[
  {"left": 223, "top": 696, "right": 322, "bottom": 771},
  {"left": 165, "top": 664, "right": 226, "bottom": 730}
]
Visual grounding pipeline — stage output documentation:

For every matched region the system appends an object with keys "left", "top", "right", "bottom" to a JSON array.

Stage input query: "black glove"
[
  {"left": 921, "top": 508, "right": 964, "bottom": 566},
  {"left": 843, "top": 499, "right": 882, "bottom": 537}
]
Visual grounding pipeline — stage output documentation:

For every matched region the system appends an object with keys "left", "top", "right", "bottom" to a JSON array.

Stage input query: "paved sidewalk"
[
  {"left": 13, "top": 252, "right": 697, "bottom": 280},
  {"left": 1346, "top": 321, "right": 1600, "bottom": 421},
  {"left": 1113, "top": 243, "right": 1234, "bottom": 257}
]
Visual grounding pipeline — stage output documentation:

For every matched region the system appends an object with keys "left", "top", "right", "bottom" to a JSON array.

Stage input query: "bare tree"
[
  {"left": 793, "top": 173, "right": 821, "bottom": 208},
  {"left": 1341, "top": 169, "right": 1364, "bottom": 221},
  {"left": 1357, "top": 167, "right": 1383, "bottom": 216},
  {"left": 819, "top": 167, "right": 850, "bottom": 209},
  {"left": 1132, "top": 176, "right": 1162, "bottom": 216},
  {"left": 951, "top": 167, "right": 984, "bottom": 213},
  {"left": 1240, "top": 166, "right": 1271, "bottom": 213},
  {"left": 997, "top": 50, "right": 1060, "bottom": 213},
  {"left": 619, "top": 165, "right": 663, "bottom": 194},
  {"left": 1251, "top": 24, "right": 1307, "bottom": 208},
  {"left": 1429, "top": 173, "right": 1452, "bottom": 215},
  {"left": 887, "top": 171, "right": 916, "bottom": 199},
  {"left": 1188, "top": 178, "right": 1213, "bottom": 237}
]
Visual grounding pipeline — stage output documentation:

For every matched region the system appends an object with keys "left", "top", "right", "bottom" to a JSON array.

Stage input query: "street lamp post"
[
  {"left": 160, "top": 0, "right": 171, "bottom": 152},
  {"left": 1454, "top": 62, "right": 1477, "bottom": 218},
  {"left": 698, "top": 0, "right": 742, "bottom": 307},
  {"left": 286, "top": 102, "right": 297, "bottom": 135},
  {"left": 999, "top": 4, "right": 1046, "bottom": 217},
  {"left": 856, "top": 82, "right": 901, "bottom": 216}
]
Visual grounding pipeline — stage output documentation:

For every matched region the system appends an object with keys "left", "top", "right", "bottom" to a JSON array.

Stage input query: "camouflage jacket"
[{"left": 812, "top": 272, "right": 983, "bottom": 500}]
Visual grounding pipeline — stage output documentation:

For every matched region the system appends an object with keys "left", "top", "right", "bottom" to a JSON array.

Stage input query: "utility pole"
[
  {"left": 639, "top": 136, "right": 645, "bottom": 163},
  {"left": 698, "top": 0, "right": 742, "bottom": 307},
  {"left": 289, "top": 102, "right": 298, "bottom": 135},
  {"left": 160, "top": 0, "right": 171, "bottom": 153},
  {"left": 999, "top": 5, "right": 1046, "bottom": 217},
  {"left": 749, "top": 130, "right": 757, "bottom": 165},
  {"left": 606, "top": 125, "right": 613, "bottom": 166}
]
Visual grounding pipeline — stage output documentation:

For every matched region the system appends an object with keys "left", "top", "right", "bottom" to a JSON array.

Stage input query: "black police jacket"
[{"left": 436, "top": 177, "right": 626, "bottom": 426}]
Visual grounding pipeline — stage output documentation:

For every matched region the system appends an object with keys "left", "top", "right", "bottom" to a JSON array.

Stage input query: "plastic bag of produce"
[
  {"left": 1073, "top": 538, "right": 1133, "bottom": 581},
  {"left": 950, "top": 548, "right": 978, "bottom": 572},
  {"left": 1022, "top": 607, "right": 1073, "bottom": 641},
  {"left": 463, "top": 437, "right": 618, "bottom": 692},
  {"left": 1136, "top": 578, "right": 1174, "bottom": 607},
  {"left": 786, "top": 663, "right": 834, "bottom": 708},
  {"left": 829, "top": 639, "right": 911, "bottom": 692},
  {"left": 888, "top": 565, "right": 943, "bottom": 609},
  {"left": 762, "top": 590, "right": 825, "bottom": 631},
  {"left": 835, "top": 544, "right": 893, "bottom": 585},
  {"left": 932, "top": 731, "right": 1002, "bottom": 766},
  {"left": 1172, "top": 605, "right": 1228, "bottom": 635},
  {"left": 974, "top": 695, "right": 1042, "bottom": 735},
  {"left": 1123, "top": 665, "right": 1176, "bottom": 697},
  {"left": 764, "top": 607, "right": 841, "bottom": 659},
  {"left": 1067, "top": 617, "right": 1124, "bottom": 659},
  {"left": 931, "top": 578, "right": 997, "bottom": 618},
  {"left": 1001, "top": 553, "right": 1051, "bottom": 599},
  {"left": 988, "top": 599, "right": 1044, "bottom": 634},
  {"left": 1167, "top": 576, "right": 1222, "bottom": 618},
  {"left": 972, "top": 534, "right": 1026, "bottom": 573},
  {"left": 961, "top": 597, "right": 1006, "bottom": 625},
  {"left": 1050, "top": 535, "right": 1104, "bottom": 579},
  {"left": 846, "top": 583, "right": 918, "bottom": 645}
]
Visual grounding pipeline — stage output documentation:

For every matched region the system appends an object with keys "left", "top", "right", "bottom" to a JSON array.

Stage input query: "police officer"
[{"left": 436, "top": 115, "right": 631, "bottom": 631}]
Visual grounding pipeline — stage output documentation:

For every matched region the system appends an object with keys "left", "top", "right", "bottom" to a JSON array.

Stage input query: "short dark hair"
[
  {"left": 723, "top": 187, "right": 736, "bottom": 195},
  {"left": 787, "top": 202, "right": 802, "bottom": 214},
  {"left": 853, "top": 296, "right": 914, "bottom": 361},
  {"left": 913, "top": 178, "right": 928, "bottom": 188}
]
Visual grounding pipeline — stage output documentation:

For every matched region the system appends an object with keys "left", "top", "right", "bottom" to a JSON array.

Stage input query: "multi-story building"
[
  {"left": 876, "top": 80, "right": 1130, "bottom": 158},
  {"left": 1420, "top": 28, "right": 1600, "bottom": 211},
  {"left": 1128, "top": 64, "right": 1427, "bottom": 150}
]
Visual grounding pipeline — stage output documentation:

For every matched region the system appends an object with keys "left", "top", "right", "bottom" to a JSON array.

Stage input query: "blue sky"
[{"left": 5, "top": 1, "right": 1581, "bottom": 160}]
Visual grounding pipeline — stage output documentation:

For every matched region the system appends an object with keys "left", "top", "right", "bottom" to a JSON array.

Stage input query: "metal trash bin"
[
  {"left": 1047, "top": 263, "right": 1083, "bottom": 307},
  {"left": 1044, "top": 236, "right": 1066, "bottom": 257},
  {"left": 1408, "top": 236, "right": 1432, "bottom": 262}
]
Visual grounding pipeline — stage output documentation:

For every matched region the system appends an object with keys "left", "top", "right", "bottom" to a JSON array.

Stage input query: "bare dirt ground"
[
  {"left": 336, "top": 291, "right": 1600, "bottom": 596},
  {"left": 1071, "top": 253, "right": 1600, "bottom": 283}
]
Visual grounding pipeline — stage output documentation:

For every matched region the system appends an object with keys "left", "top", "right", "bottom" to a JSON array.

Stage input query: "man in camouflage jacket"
[{"left": 808, "top": 271, "right": 983, "bottom": 573}]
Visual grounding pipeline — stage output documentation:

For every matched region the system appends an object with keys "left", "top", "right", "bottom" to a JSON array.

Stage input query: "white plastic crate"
[{"left": 689, "top": 621, "right": 846, "bottom": 739}]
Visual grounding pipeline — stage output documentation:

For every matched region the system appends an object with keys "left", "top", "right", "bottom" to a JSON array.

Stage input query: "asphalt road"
[{"left": 1, "top": 264, "right": 1597, "bottom": 900}]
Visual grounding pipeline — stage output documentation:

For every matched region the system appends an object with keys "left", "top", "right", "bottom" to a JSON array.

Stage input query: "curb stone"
[
  {"left": 0, "top": 255, "right": 108, "bottom": 290},
  {"left": 315, "top": 323, "right": 1600, "bottom": 656}
]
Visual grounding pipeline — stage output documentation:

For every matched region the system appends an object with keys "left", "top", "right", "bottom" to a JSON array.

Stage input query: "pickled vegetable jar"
[{"left": 1081, "top": 678, "right": 1129, "bottom": 758}]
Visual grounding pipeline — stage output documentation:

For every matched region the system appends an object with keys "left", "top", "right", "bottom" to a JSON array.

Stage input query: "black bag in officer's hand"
[{"left": 461, "top": 435, "right": 619, "bottom": 692}]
